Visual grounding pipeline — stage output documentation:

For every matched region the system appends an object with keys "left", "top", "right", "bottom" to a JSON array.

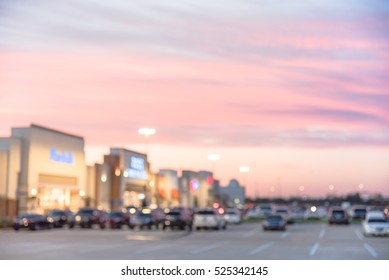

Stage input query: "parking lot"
[{"left": 1, "top": 222, "right": 388, "bottom": 260}]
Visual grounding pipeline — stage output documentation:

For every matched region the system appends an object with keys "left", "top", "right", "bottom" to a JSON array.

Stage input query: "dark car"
[
  {"left": 351, "top": 206, "right": 367, "bottom": 220},
  {"left": 107, "top": 211, "right": 130, "bottom": 229},
  {"left": 151, "top": 207, "right": 166, "bottom": 228},
  {"left": 68, "top": 207, "right": 107, "bottom": 229},
  {"left": 274, "top": 207, "right": 294, "bottom": 224},
  {"left": 262, "top": 214, "right": 287, "bottom": 231},
  {"left": 124, "top": 205, "right": 140, "bottom": 215},
  {"left": 162, "top": 207, "right": 193, "bottom": 230},
  {"left": 13, "top": 213, "right": 54, "bottom": 231},
  {"left": 47, "top": 209, "right": 69, "bottom": 228},
  {"left": 129, "top": 209, "right": 158, "bottom": 230},
  {"left": 328, "top": 208, "right": 349, "bottom": 225}
]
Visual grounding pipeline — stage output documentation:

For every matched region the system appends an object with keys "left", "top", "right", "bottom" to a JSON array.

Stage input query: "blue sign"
[
  {"left": 126, "top": 168, "right": 148, "bottom": 179},
  {"left": 130, "top": 156, "right": 145, "bottom": 170},
  {"left": 126, "top": 156, "right": 147, "bottom": 179},
  {"left": 50, "top": 148, "right": 74, "bottom": 164}
]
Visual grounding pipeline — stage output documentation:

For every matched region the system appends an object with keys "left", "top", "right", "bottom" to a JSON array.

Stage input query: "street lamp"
[
  {"left": 138, "top": 128, "right": 156, "bottom": 155},
  {"left": 207, "top": 154, "right": 221, "bottom": 161},
  {"left": 207, "top": 153, "right": 220, "bottom": 175},
  {"left": 138, "top": 128, "right": 156, "bottom": 207},
  {"left": 270, "top": 186, "right": 276, "bottom": 199},
  {"left": 239, "top": 166, "right": 250, "bottom": 173},
  {"left": 239, "top": 166, "right": 250, "bottom": 189}
]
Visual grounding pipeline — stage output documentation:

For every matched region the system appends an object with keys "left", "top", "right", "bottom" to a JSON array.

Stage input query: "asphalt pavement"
[{"left": 1, "top": 222, "right": 388, "bottom": 260}]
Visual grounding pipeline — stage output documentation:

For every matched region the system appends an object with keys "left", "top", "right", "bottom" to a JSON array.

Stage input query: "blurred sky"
[{"left": 1, "top": 0, "right": 388, "bottom": 198}]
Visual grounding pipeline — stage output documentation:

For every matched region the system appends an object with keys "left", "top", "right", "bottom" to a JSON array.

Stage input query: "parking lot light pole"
[
  {"left": 239, "top": 166, "right": 250, "bottom": 190},
  {"left": 138, "top": 128, "right": 156, "bottom": 156},
  {"left": 138, "top": 128, "right": 156, "bottom": 207}
]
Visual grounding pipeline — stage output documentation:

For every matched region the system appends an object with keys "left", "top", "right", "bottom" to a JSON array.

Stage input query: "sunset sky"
[{"left": 1, "top": 0, "right": 388, "bottom": 198}]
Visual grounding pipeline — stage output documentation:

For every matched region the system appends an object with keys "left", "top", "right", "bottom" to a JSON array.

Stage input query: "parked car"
[
  {"left": 47, "top": 209, "right": 69, "bottom": 228},
  {"left": 150, "top": 207, "right": 166, "bottom": 228},
  {"left": 262, "top": 214, "right": 286, "bottom": 231},
  {"left": 259, "top": 204, "right": 273, "bottom": 218},
  {"left": 245, "top": 208, "right": 260, "bottom": 219},
  {"left": 350, "top": 205, "right": 367, "bottom": 220},
  {"left": 123, "top": 205, "right": 140, "bottom": 216},
  {"left": 328, "top": 207, "right": 350, "bottom": 225},
  {"left": 163, "top": 207, "right": 193, "bottom": 230},
  {"left": 68, "top": 207, "right": 107, "bottom": 229},
  {"left": 224, "top": 208, "right": 242, "bottom": 224},
  {"left": 291, "top": 208, "right": 305, "bottom": 220},
  {"left": 274, "top": 206, "right": 294, "bottom": 224},
  {"left": 304, "top": 206, "right": 327, "bottom": 220},
  {"left": 193, "top": 208, "right": 226, "bottom": 230},
  {"left": 13, "top": 213, "right": 53, "bottom": 231},
  {"left": 129, "top": 209, "right": 159, "bottom": 230},
  {"left": 107, "top": 210, "right": 130, "bottom": 229},
  {"left": 362, "top": 212, "right": 389, "bottom": 237}
]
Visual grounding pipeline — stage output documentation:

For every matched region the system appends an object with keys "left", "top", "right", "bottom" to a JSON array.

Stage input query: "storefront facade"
[
  {"left": 179, "top": 170, "right": 214, "bottom": 208},
  {"left": 157, "top": 169, "right": 180, "bottom": 207},
  {"left": 0, "top": 124, "right": 87, "bottom": 215},
  {"left": 94, "top": 148, "right": 149, "bottom": 210}
]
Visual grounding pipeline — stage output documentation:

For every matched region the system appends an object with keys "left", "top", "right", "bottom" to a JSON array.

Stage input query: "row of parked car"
[
  {"left": 245, "top": 203, "right": 389, "bottom": 221},
  {"left": 259, "top": 204, "right": 389, "bottom": 236},
  {"left": 12, "top": 206, "right": 243, "bottom": 231}
]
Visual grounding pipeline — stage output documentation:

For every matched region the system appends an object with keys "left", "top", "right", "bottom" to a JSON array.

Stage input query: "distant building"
[
  {"left": 158, "top": 169, "right": 180, "bottom": 207},
  {"left": 90, "top": 148, "right": 149, "bottom": 210},
  {"left": 0, "top": 124, "right": 87, "bottom": 215},
  {"left": 0, "top": 123, "right": 224, "bottom": 216},
  {"left": 180, "top": 170, "right": 199, "bottom": 207},
  {"left": 219, "top": 179, "right": 245, "bottom": 206},
  {"left": 197, "top": 171, "right": 214, "bottom": 207},
  {"left": 179, "top": 170, "right": 214, "bottom": 208}
]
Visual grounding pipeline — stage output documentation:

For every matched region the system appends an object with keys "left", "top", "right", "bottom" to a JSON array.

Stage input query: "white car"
[
  {"left": 362, "top": 213, "right": 389, "bottom": 237},
  {"left": 224, "top": 208, "right": 242, "bottom": 224},
  {"left": 193, "top": 208, "right": 226, "bottom": 230},
  {"left": 245, "top": 208, "right": 260, "bottom": 219},
  {"left": 304, "top": 206, "right": 327, "bottom": 220}
]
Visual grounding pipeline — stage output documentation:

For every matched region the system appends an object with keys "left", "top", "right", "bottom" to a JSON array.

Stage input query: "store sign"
[
  {"left": 50, "top": 148, "right": 74, "bottom": 164},
  {"left": 190, "top": 179, "right": 200, "bottom": 191},
  {"left": 126, "top": 156, "right": 147, "bottom": 179},
  {"left": 131, "top": 156, "right": 145, "bottom": 170}
]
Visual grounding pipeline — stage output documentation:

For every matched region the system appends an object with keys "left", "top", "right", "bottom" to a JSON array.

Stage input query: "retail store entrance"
[{"left": 34, "top": 174, "right": 81, "bottom": 213}]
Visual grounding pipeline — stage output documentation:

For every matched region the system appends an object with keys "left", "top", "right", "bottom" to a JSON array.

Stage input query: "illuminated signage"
[
  {"left": 126, "top": 168, "right": 147, "bottom": 179},
  {"left": 126, "top": 156, "right": 147, "bottom": 179},
  {"left": 50, "top": 148, "right": 74, "bottom": 164},
  {"left": 190, "top": 179, "right": 200, "bottom": 191},
  {"left": 130, "top": 156, "right": 145, "bottom": 170}
]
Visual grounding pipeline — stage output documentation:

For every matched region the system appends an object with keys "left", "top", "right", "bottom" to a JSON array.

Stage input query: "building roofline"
[
  {"left": 30, "top": 124, "right": 84, "bottom": 140},
  {"left": 110, "top": 147, "right": 146, "bottom": 157}
]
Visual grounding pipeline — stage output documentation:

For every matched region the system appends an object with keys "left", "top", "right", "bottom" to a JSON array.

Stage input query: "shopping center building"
[
  {"left": 0, "top": 124, "right": 221, "bottom": 217},
  {"left": 90, "top": 148, "right": 150, "bottom": 210},
  {"left": 0, "top": 124, "right": 88, "bottom": 216}
]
